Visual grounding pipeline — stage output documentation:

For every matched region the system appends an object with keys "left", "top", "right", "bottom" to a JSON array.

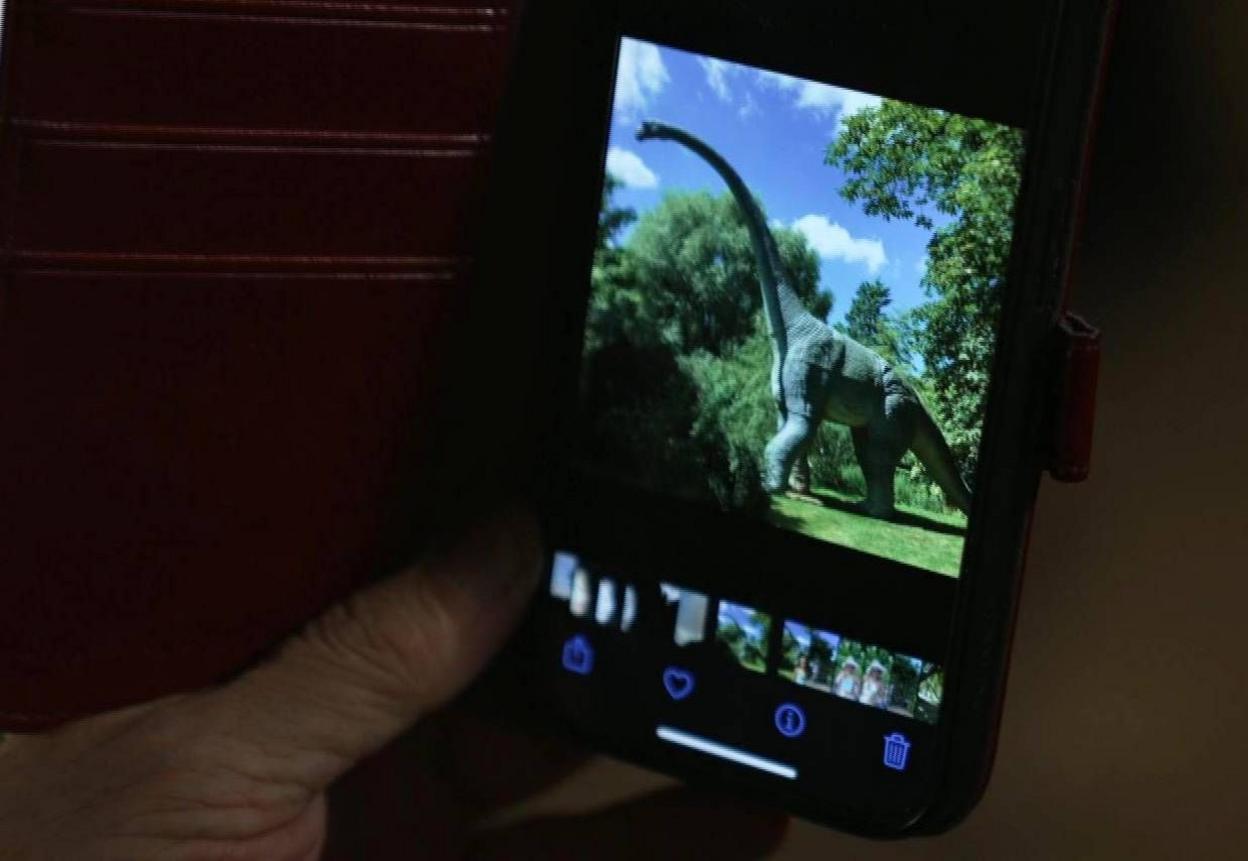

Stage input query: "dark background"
[{"left": 499, "top": 2, "right": 1248, "bottom": 855}]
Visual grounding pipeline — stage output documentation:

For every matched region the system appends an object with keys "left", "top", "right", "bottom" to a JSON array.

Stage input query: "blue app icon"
[
  {"left": 774, "top": 703, "right": 806, "bottom": 738},
  {"left": 562, "top": 634, "right": 594, "bottom": 675},
  {"left": 883, "top": 732, "right": 912, "bottom": 771}
]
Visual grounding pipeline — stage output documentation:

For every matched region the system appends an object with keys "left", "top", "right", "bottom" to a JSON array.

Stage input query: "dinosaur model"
[{"left": 635, "top": 121, "right": 972, "bottom": 518}]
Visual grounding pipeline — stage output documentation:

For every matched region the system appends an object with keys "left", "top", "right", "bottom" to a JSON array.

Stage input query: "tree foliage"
[
  {"left": 581, "top": 188, "right": 832, "bottom": 512},
  {"left": 596, "top": 173, "right": 636, "bottom": 258},
  {"left": 828, "top": 103, "right": 1025, "bottom": 478},
  {"left": 587, "top": 191, "right": 828, "bottom": 357},
  {"left": 838, "top": 278, "right": 915, "bottom": 372},
  {"left": 781, "top": 626, "right": 837, "bottom": 681},
  {"left": 843, "top": 278, "right": 891, "bottom": 344},
  {"left": 581, "top": 107, "right": 1021, "bottom": 517}
]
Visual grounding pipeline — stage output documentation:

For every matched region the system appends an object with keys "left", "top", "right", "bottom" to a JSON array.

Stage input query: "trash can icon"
[{"left": 882, "top": 732, "right": 911, "bottom": 771}]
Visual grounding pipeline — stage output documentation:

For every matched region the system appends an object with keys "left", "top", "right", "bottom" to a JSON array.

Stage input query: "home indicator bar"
[{"left": 656, "top": 726, "right": 798, "bottom": 780}]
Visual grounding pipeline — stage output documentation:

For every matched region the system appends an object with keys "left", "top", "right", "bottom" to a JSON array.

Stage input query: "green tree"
[
  {"left": 836, "top": 641, "right": 895, "bottom": 676},
  {"left": 781, "top": 626, "right": 802, "bottom": 674},
  {"left": 582, "top": 189, "right": 839, "bottom": 513},
  {"left": 718, "top": 620, "right": 745, "bottom": 650},
  {"left": 916, "top": 666, "right": 944, "bottom": 724},
  {"left": 838, "top": 278, "right": 915, "bottom": 372},
  {"left": 843, "top": 278, "right": 891, "bottom": 344},
  {"left": 808, "top": 632, "right": 836, "bottom": 668},
  {"left": 589, "top": 191, "right": 830, "bottom": 358},
  {"left": 741, "top": 611, "right": 772, "bottom": 670},
  {"left": 586, "top": 175, "right": 640, "bottom": 355},
  {"left": 887, "top": 656, "right": 922, "bottom": 712},
  {"left": 828, "top": 102, "right": 1025, "bottom": 479},
  {"left": 596, "top": 173, "right": 636, "bottom": 257}
]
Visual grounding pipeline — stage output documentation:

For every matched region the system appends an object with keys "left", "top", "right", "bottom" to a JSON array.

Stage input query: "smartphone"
[{"left": 462, "top": 0, "right": 1115, "bottom": 836}]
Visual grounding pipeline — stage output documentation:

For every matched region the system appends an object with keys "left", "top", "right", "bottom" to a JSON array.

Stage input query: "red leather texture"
[
  {"left": 1048, "top": 312, "right": 1101, "bottom": 482},
  {"left": 0, "top": 0, "right": 516, "bottom": 730},
  {"left": 12, "top": 141, "right": 487, "bottom": 256}
]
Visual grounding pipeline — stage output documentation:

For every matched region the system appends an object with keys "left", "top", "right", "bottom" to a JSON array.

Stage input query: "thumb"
[{"left": 201, "top": 509, "right": 542, "bottom": 791}]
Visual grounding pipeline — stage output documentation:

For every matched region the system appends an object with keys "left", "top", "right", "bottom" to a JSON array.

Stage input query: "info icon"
[
  {"left": 561, "top": 635, "right": 594, "bottom": 676},
  {"left": 773, "top": 703, "right": 806, "bottom": 738},
  {"left": 882, "top": 732, "right": 912, "bottom": 771}
]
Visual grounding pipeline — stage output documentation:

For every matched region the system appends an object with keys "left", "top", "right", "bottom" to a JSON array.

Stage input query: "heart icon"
[{"left": 663, "top": 667, "right": 695, "bottom": 700}]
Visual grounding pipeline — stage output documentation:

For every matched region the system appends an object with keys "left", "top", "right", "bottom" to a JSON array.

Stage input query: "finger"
[
  {"left": 468, "top": 786, "right": 790, "bottom": 861},
  {"left": 428, "top": 711, "right": 589, "bottom": 815},
  {"left": 199, "top": 509, "right": 542, "bottom": 792}
]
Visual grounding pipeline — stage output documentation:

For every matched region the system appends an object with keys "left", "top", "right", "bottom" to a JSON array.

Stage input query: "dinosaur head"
[{"left": 635, "top": 120, "right": 673, "bottom": 142}]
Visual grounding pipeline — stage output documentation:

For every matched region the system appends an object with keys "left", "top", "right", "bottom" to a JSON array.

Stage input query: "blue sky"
[
  {"left": 718, "top": 600, "right": 769, "bottom": 642},
  {"left": 603, "top": 38, "right": 942, "bottom": 326},
  {"left": 785, "top": 621, "right": 812, "bottom": 650},
  {"left": 784, "top": 620, "right": 840, "bottom": 654}
]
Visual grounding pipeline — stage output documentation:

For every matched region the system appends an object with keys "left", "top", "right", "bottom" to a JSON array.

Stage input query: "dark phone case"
[
  {"left": 0, "top": 1, "right": 522, "bottom": 731},
  {"left": 464, "top": 0, "right": 1118, "bottom": 836}
]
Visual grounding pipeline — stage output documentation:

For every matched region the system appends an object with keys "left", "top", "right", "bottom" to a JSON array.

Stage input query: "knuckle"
[{"left": 297, "top": 574, "right": 466, "bottom": 708}]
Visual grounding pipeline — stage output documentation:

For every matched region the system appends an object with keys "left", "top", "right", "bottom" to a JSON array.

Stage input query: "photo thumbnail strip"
[
  {"left": 715, "top": 600, "right": 772, "bottom": 674},
  {"left": 548, "top": 551, "right": 637, "bottom": 632},
  {"left": 660, "top": 582, "right": 710, "bottom": 646},
  {"left": 548, "top": 554, "right": 944, "bottom": 723}
]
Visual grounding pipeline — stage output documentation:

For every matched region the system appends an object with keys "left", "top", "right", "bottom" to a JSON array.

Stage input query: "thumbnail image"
[
  {"left": 621, "top": 583, "right": 638, "bottom": 631},
  {"left": 779, "top": 621, "right": 840, "bottom": 692},
  {"left": 830, "top": 639, "right": 895, "bottom": 705},
  {"left": 715, "top": 600, "right": 772, "bottom": 674},
  {"left": 660, "top": 583, "right": 709, "bottom": 646},
  {"left": 915, "top": 665, "right": 944, "bottom": 725},
  {"left": 548, "top": 552, "right": 635, "bottom": 631},
  {"left": 547, "top": 550, "right": 596, "bottom": 618},
  {"left": 569, "top": 565, "right": 594, "bottom": 619},
  {"left": 884, "top": 654, "right": 926, "bottom": 717},
  {"left": 549, "top": 551, "right": 577, "bottom": 600},
  {"left": 594, "top": 578, "right": 619, "bottom": 626}
]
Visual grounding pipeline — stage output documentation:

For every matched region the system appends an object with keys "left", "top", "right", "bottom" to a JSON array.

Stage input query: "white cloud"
[
  {"left": 696, "top": 58, "right": 763, "bottom": 121},
  {"left": 756, "top": 71, "right": 882, "bottom": 129},
  {"left": 737, "top": 91, "right": 759, "bottom": 121},
  {"left": 614, "top": 38, "right": 670, "bottom": 118},
  {"left": 791, "top": 215, "right": 887, "bottom": 274},
  {"left": 700, "top": 57, "right": 733, "bottom": 102},
  {"left": 606, "top": 147, "right": 660, "bottom": 189}
]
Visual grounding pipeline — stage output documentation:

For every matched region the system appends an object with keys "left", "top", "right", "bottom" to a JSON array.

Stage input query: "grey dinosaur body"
[{"left": 635, "top": 121, "right": 972, "bottom": 518}]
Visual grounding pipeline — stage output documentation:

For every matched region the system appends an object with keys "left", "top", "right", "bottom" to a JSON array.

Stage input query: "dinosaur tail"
[{"left": 910, "top": 407, "right": 973, "bottom": 515}]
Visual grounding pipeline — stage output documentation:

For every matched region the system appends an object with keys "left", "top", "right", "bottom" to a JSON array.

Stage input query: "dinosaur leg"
[
  {"left": 763, "top": 413, "right": 817, "bottom": 493},
  {"left": 788, "top": 438, "right": 814, "bottom": 494},
  {"left": 773, "top": 379, "right": 814, "bottom": 493},
  {"left": 856, "top": 413, "right": 916, "bottom": 519},
  {"left": 856, "top": 393, "right": 923, "bottom": 519},
  {"left": 851, "top": 425, "right": 891, "bottom": 517}
]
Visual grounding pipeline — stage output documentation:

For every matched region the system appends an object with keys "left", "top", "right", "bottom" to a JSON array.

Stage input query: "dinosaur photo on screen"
[
  {"left": 636, "top": 121, "right": 971, "bottom": 519},
  {"left": 578, "top": 39, "right": 1023, "bottom": 576}
]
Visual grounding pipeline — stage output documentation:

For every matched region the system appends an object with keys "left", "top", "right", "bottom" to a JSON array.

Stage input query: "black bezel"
[{"left": 461, "top": 0, "right": 1115, "bottom": 837}]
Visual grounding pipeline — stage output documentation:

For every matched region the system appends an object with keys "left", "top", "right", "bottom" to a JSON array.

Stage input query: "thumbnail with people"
[
  {"left": 577, "top": 38, "right": 1025, "bottom": 577},
  {"left": 549, "top": 553, "right": 944, "bottom": 724}
]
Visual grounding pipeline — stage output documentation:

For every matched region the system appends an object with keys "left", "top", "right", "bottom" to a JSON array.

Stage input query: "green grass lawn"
[{"left": 764, "top": 486, "right": 966, "bottom": 577}]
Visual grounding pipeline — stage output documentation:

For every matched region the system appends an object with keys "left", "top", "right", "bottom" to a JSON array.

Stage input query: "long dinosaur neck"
[{"left": 637, "top": 122, "right": 809, "bottom": 352}]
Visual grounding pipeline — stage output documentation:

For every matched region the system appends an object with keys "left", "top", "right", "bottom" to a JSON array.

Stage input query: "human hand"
[{"left": 0, "top": 512, "right": 787, "bottom": 860}]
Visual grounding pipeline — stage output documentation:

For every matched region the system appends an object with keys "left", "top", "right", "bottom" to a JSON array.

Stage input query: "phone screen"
[{"left": 536, "top": 33, "right": 1026, "bottom": 821}]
